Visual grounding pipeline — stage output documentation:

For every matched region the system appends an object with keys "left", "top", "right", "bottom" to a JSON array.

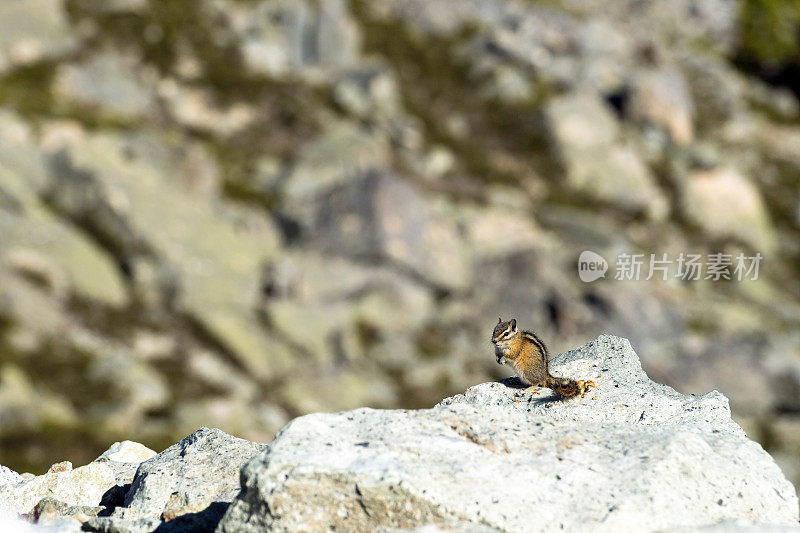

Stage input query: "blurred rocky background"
[{"left": 0, "top": 0, "right": 799, "bottom": 491}]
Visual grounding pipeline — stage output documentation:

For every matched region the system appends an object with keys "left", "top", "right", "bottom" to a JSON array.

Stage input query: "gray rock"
[
  {"left": 162, "top": 84, "right": 256, "bottom": 138},
  {"left": 281, "top": 121, "right": 391, "bottom": 200},
  {"left": 544, "top": 92, "right": 666, "bottom": 217},
  {"left": 113, "top": 428, "right": 266, "bottom": 521},
  {"left": 0, "top": 113, "right": 128, "bottom": 308},
  {"left": 626, "top": 66, "right": 695, "bottom": 146},
  {"left": 0, "top": 0, "right": 76, "bottom": 74},
  {"left": 217, "top": 335, "right": 798, "bottom": 532},
  {"left": 671, "top": 521, "right": 800, "bottom": 532},
  {"left": 48, "top": 131, "right": 287, "bottom": 380},
  {"left": 333, "top": 64, "right": 401, "bottom": 120},
  {"left": 52, "top": 50, "right": 157, "bottom": 119},
  {"left": 83, "top": 516, "right": 162, "bottom": 533},
  {"left": 287, "top": 169, "right": 472, "bottom": 292},
  {"left": 30, "top": 497, "right": 103, "bottom": 524},
  {"left": 209, "top": 0, "right": 360, "bottom": 78}
]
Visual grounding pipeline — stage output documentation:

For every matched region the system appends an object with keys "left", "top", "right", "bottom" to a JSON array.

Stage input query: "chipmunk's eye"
[{"left": 502, "top": 330, "right": 512, "bottom": 338}]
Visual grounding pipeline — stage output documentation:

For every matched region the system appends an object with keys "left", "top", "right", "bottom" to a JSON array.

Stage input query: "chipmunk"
[{"left": 491, "top": 318, "right": 595, "bottom": 399}]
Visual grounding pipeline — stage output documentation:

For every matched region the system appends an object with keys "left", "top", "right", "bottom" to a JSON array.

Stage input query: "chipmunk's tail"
[{"left": 545, "top": 375, "right": 595, "bottom": 398}]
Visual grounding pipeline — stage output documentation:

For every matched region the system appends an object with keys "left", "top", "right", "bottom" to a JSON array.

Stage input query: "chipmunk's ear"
[
  {"left": 498, "top": 317, "right": 502, "bottom": 324},
  {"left": 509, "top": 319, "right": 517, "bottom": 330}
]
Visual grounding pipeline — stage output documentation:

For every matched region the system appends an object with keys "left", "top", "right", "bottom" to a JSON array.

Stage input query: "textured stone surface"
[
  {"left": 681, "top": 167, "right": 775, "bottom": 252},
  {"left": 52, "top": 50, "right": 157, "bottom": 119},
  {"left": 287, "top": 169, "right": 472, "bottom": 291},
  {"left": 112, "top": 428, "right": 266, "bottom": 522},
  {"left": 544, "top": 92, "right": 666, "bottom": 216},
  {"left": 31, "top": 497, "right": 103, "bottom": 525},
  {"left": 95, "top": 441, "right": 156, "bottom": 465},
  {"left": 626, "top": 66, "right": 695, "bottom": 145},
  {"left": 0, "top": 0, "right": 75, "bottom": 74},
  {"left": 0, "top": 0, "right": 800, "bottom": 503},
  {"left": 49, "top": 131, "right": 287, "bottom": 380},
  {"left": 218, "top": 336, "right": 799, "bottom": 532},
  {"left": 93, "top": 440, "right": 158, "bottom": 489},
  {"left": 83, "top": 516, "right": 162, "bottom": 533},
  {"left": 0, "top": 463, "right": 116, "bottom": 515},
  {"left": 209, "top": 0, "right": 360, "bottom": 78}
]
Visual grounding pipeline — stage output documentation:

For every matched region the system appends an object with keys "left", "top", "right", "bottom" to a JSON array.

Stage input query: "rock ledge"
[{"left": 218, "top": 335, "right": 799, "bottom": 532}]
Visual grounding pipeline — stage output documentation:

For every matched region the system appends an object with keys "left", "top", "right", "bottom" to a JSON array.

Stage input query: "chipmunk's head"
[{"left": 491, "top": 318, "right": 518, "bottom": 363}]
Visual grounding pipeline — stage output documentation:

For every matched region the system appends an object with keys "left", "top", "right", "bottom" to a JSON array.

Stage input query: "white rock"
[
  {"left": 94, "top": 441, "right": 156, "bottom": 464},
  {"left": 218, "top": 335, "right": 799, "bottom": 532},
  {"left": 0, "top": 463, "right": 115, "bottom": 515},
  {"left": 0, "top": 465, "right": 23, "bottom": 488}
]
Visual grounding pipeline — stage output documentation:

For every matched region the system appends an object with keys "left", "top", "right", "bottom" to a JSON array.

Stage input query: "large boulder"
[
  {"left": 286, "top": 169, "right": 473, "bottom": 292},
  {"left": 46, "top": 131, "right": 287, "bottom": 381},
  {"left": 626, "top": 66, "right": 695, "bottom": 146},
  {"left": 680, "top": 166, "right": 775, "bottom": 253},
  {"left": 0, "top": 0, "right": 76, "bottom": 74},
  {"left": 52, "top": 49, "right": 158, "bottom": 120},
  {"left": 108, "top": 428, "right": 266, "bottom": 525},
  {"left": 206, "top": 0, "right": 361, "bottom": 79},
  {"left": 217, "top": 335, "right": 799, "bottom": 532},
  {"left": 544, "top": 92, "right": 666, "bottom": 217}
]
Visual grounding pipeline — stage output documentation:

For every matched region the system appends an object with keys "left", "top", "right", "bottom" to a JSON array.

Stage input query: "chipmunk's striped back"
[{"left": 521, "top": 329, "right": 549, "bottom": 363}]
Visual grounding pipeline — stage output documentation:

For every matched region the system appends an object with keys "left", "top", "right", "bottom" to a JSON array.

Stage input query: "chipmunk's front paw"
[{"left": 578, "top": 380, "right": 597, "bottom": 398}]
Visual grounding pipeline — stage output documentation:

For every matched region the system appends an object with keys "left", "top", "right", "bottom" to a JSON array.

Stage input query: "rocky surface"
[
  {"left": 0, "top": 429, "right": 267, "bottom": 532},
  {"left": 217, "top": 335, "right": 799, "bottom": 532},
  {"left": 0, "top": 0, "right": 799, "bottom": 499},
  {"left": 108, "top": 428, "right": 265, "bottom": 524},
  {"left": 0, "top": 462, "right": 115, "bottom": 517},
  {"left": 0, "top": 335, "right": 797, "bottom": 532}
]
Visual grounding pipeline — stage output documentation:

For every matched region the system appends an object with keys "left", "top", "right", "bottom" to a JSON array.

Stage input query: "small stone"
[
  {"left": 32, "top": 497, "right": 102, "bottom": 524},
  {"left": 94, "top": 441, "right": 156, "bottom": 464},
  {"left": 46, "top": 461, "right": 72, "bottom": 474}
]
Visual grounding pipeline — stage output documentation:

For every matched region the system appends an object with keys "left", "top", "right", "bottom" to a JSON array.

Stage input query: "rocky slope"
[
  {"left": 0, "top": 0, "right": 800, "bottom": 494},
  {"left": 0, "top": 336, "right": 797, "bottom": 532}
]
